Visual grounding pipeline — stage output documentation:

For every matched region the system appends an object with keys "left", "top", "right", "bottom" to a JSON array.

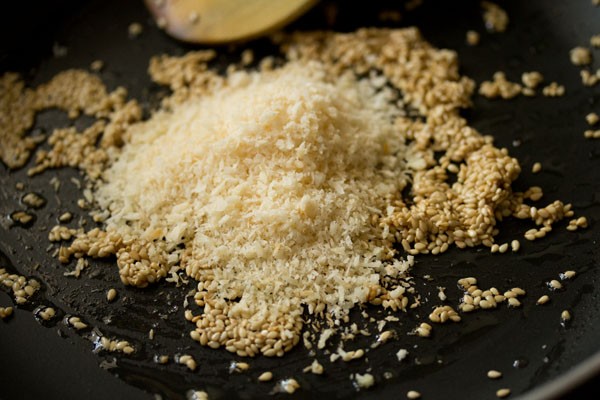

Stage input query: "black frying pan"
[{"left": 1, "top": 1, "right": 599, "bottom": 399}]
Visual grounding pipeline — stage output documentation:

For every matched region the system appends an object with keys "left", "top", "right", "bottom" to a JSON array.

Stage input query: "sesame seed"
[
  {"left": 510, "top": 240, "right": 520, "bottom": 252},
  {"left": 407, "top": 390, "right": 421, "bottom": 399},
  {"left": 466, "top": 31, "right": 480, "bottom": 46},
  {"left": 536, "top": 295, "right": 550, "bottom": 305},
  {"left": 258, "top": 371, "right": 273, "bottom": 382},
  {"left": 90, "top": 60, "right": 104, "bottom": 72},
  {"left": 106, "top": 288, "right": 117, "bottom": 302},
  {"left": 561, "top": 270, "right": 576, "bottom": 280},
  {"left": 570, "top": 46, "right": 592, "bottom": 66},
  {"left": 507, "top": 297, "right": 521, "bottom": 308},
  {"left": 0, "top": 307, "right": 14, "bottom": 319},
  {"left": 128, "top": 22, "right": 143, "bottom": 38},
  {"left": 561, "top": 310, "right": 571, "bottom": 322},
  {"left": 586, "top": 112, "right": 599, "bottom": 126},
  {"left": 531, "top": 162, "right": 542, "bottom": 173},
  {"left": 280, "top": 378, "right": 300, "bottom": 393},
  {"left": 496, "top": 388, "right": 511, "bottom": 398},
  {"left": 58, "top": 212, "right": 73, "bottom": 222},
  {"left": 548, "top": 280, "right": 563, "bottom": 290},
  {"left": 487, "top": 370, "right": 502, "bottom": 379},
  {"left": 397, "top": 348, "right": 409, "bottom": 362}
]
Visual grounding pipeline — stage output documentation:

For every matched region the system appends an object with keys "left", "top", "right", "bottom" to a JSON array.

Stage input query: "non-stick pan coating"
[{"left": 1, "top": 1, "right": 599, "bottom": 399}]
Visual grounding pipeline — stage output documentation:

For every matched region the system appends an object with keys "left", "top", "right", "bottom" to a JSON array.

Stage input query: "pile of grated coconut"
[{"left": 97, "top": 61, "right": 412, "bottom": 348}]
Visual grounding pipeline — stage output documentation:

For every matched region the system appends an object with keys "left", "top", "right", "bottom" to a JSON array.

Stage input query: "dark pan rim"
[{"left": 518, "top": 350, "right": 600, "bottom": 400}]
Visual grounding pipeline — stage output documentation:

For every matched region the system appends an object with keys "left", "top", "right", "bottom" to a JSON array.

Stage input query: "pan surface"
[{"left": 0, "top": 0, "right": 599, "bottom": 399}]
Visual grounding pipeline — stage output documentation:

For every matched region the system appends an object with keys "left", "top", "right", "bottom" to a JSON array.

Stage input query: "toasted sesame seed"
[
  {"left": 510, "top": 240, "right": 520, "bottom": 252},
  {"left": 561, "top": 270, "right": 576, "bottom": 280},
  {"left": 407, "top": 390, "right": 421, "bottom": 399},
  {"left": 397, "top": 348, "right": 409, "bottom": 362},
  {"left": 487, "top": 370, "right": 503, "bottom": 379},
  {"left": 258, "top": 371, "right": 273, "bottom": 382},
  {"left": 561, "top": 310, "right": 571, "bottom": 322},
  {"left": 522, "top": 71, "right": 544, "bottom": 89},
  {"left": 235, "top": 362, "right": 250, "bottom": 371},
  {"left": 496, "top": 388, "right": 511, "bottom": 398},
  {"left": 507, "top": 298, "right": 521, "bottom": 308},
  {"left": 570, "top": 46, "right": 592, "bottom": 66},
  {"left": 58, "top": 212, "right": 73, "bottom": 222},
  {"left": 466, "top": 30, "right": 480, "bottom": 46},
  {"left": 128, "top": 22, "right": 143, "bottom": 38},
  {"left": 106, "top": 288, "right": 117, "bottom": 302},
  {"left": 548, "top": 280, "right": 563, "bottom": 290},
  {"left": 586, "top": 112, "right": 599, "bottom": 126},
  {"left": 280, "top": 378, "right": 300, "bottom": 393},
  {"left": 0, "top": 306, "right": 13, "bottom": 319},
  {"left": 90, "top": 60, "right": 104, "bottom": 72},
  {"left": 532, "top": 162, "right": 542, "bottom": 173},
  {"left": 536, "top": 295, "right": 550, "bottom": 305}
]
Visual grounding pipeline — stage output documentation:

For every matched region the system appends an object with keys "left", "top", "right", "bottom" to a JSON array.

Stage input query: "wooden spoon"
[{"left": 144, "top": 0, "right": 317, "bottom": 44}]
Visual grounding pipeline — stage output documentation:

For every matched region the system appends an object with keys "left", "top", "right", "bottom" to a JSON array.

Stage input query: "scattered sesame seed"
[
  {"left": 90, "top": 60, "right": 104, "bottom": 72},
  {"left": 232, "top": 361, "right": 250, "bottom": 372},
  {"left": 68, "top": 316, "right": 88, "bottom": 330},
  {"left": 496, "top": 388, "right": 511, "bottom": 398},
  {"left": 22, "top": 192, "right": 46, "bottom": 208},
  {"left": 581, "top": 70, "right": 599, "bottom": 87},
  {"left": 58, "top": 212, "right": 73, "bottom": 222},
  {"left": 570, "top": 46, "right": 592, "bottom": 66},
  {"left": 548, "top": 280, "right": 563, "bottom": 290},
  {"left": 511, "top": 240, "right": 520, "bottom": 252},
  {"left": 155, "top": 355, "right": 169, "bottom": 364},
  {"left": 536, "top": 295, "right": 550, "bottom": 305},
  {"left": 437, "top": 286, "right": 447, "bottom": 301},
  {"left": 521, "top": 71, "right": 544, "bottom": 89},
  {"left": 466, "top": 30, "right": 480, "bottom": 46},
  {"left": 189, "top": 391, "right": 208, "bottom": 400},
  {"left": 561, "top": 310, "right": 571, "bottom": 322},
  {"left": 415, "top": 322, "right": 432, "bottom": 337},
  {"left": 583, "top": 129, "right": 600, "bottom": 139},
  {"left": 560, "top": 270, "right": 577, "bottom": 280},
  {"left": 586, "top": 113, "right": 599, "bottom": 126},
  {"left": 254, "top": 371, "right": 272, "bottom": 383},
  {"left": 487, "top": 370, "right": 503, "bottom": 379},
  {"left": 542, "top": 82, "right": 565, "bottom": 97},
  {"left": 128, "top": 22, "right": 143, "bottom": 38},
  {"left": 397, "top": 348, "right": 409, "bottom": 362},
  {"left": 532, "top": 162, "right": 542, "bottom": 173},
  {"left": 481, "top": 1, "right": 509, "bottom": 32},
  {"left": 39, "top": 306, "right": 56, "bottom": 321},
  {"left": 280, "top": 378, "right": 300, "bottom": 393},
  {"left": 0, "top": 306, "right": 13, "bottom": 319},
  {"left": 407, "top": 390, "right": 422, "bottom": 399},
  {"left": 428, "top": 305, "right": 461, "bottom": 323},
  {"left": 479, "top": 71, "right": 522, "bottom": 99},
  {"left": 106, "top": 288, "right": 117, "bottom": 302},
  {"left": 178, "top": 354, "right": 197, "bottom": 371},
  {"left": 303, "top": 359, "right": 324, "bottom": 375}
]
